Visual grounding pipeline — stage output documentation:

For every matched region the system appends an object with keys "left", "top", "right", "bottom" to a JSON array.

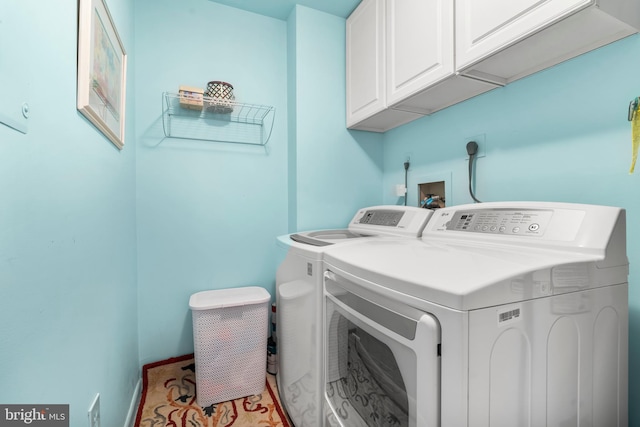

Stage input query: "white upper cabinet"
[
  {"left": 346, "top": 0, "right": 386, "bottom": 127},
  {"left": 456, "top": 0, "right": 640, "bottom": 85},
  {"left": 385, "top": 0, "right": 453, "bottom": 107},
  {"left": 346, "top": 0, "right": 424, "bottom": 132},
  {"left": 347, "top": 0, "right": 496, "bottom": 132},
  {"left": 346, "top": 0, "right": 640, "bottom": 133},
  {"left": 456, "top": 0, "right": 590, "bottom": 70}
]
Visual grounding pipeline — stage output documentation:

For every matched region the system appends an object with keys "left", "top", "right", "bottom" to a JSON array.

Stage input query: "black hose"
[
  {"left": 403, "top": 161, "right": 410, "bottom": 206},
  {"left": 466, "top": 142, "right": 482, "bottom": 203}
]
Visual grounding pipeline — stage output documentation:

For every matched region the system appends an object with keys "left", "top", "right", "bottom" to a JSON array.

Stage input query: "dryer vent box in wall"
[
  {"left": 189, "top": 286, "right": 270, "bottom": 407},
  {"left": 419, "top": 181, "right": 446, "bottom": 209}
]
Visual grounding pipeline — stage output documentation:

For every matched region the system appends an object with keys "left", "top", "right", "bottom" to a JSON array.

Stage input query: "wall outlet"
[
  {"left": 464, "top": 134, "right": 486, "bottom": 159},
  {"left": 88, "top": 393, "right": 100, "bottom": 427}
]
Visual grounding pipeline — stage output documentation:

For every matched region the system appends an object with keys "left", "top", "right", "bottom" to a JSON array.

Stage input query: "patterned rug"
[{"left": 134, "top": 354, "right": 291, "bottom": 427}]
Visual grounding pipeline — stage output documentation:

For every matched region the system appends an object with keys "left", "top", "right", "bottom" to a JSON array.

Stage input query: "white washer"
[
  {"left": 276, "top": 206, "right": 433, "bottom": 427},
  {"left": 322, "top": 202, "right": 628, "bottom": 427}
]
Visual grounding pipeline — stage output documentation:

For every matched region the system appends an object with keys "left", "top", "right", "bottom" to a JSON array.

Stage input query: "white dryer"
[
  {"left": 276, "top": 206, "right": 433, "bottom": 427},
  {"left": 321, "top": 202, "right": 628, "bottom": 427}
]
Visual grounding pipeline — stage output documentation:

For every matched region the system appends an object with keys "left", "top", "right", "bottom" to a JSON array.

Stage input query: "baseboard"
[{"left": 123, "top": 378, "right": 142, "bottom": 427}]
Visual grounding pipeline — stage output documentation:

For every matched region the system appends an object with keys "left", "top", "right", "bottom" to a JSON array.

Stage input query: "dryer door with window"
[{"left": 323, "top": 270, "right": 441, "bottom": 427}]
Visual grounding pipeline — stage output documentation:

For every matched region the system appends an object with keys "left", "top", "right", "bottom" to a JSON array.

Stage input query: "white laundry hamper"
[{"left": 189, "top": 286, "right": 271, "bottom": 407}]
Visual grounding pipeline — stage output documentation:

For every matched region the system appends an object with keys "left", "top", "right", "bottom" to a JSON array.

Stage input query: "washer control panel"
[
  {"left": 444, "top": 209, "right": 553, "bottom": 236},
  {"left": 349, "top": 206, "right": 433, "bottom": 237},
  {"left": 357, "top": 209, "right": 405, "bottom": 227}
]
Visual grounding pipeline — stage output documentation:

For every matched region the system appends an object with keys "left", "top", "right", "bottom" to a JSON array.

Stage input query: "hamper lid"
[{"left": 189, "top": 286, "right": 270, "bottom": 310}]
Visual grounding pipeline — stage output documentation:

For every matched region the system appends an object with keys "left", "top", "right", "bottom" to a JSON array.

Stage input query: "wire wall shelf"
[{"left": 162, "top": 92, "right": 275, "bottom": 146}]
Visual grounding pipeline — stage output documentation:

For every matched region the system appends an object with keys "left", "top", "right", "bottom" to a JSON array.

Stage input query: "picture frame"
[{"left": 77, "top": 0, "right": 127, "bottom": 149}]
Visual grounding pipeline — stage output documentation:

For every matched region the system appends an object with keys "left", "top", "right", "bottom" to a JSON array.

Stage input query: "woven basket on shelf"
[{"left": 205, "top": 81, "right": 235, "bottom": 114}]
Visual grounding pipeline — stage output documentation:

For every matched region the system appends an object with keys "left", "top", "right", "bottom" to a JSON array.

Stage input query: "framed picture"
[{"left": 77, "top": 0, "right": 127, "bottom": 149}]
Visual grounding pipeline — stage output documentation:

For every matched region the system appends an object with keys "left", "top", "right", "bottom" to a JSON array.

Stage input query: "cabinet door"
[
  {"left": 456, "top": 0, "right": 592, "bottom": 71},
  {"left": 346, "top": 0, "right": 386, "bottom": 128},
  {"left": 386, "top": 0, "right": 454, "bottom": 107}
]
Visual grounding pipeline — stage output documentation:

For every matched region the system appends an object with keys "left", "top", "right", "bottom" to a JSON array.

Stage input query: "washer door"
[{"left": 324, "top": 270, "right": 441, "bottom": 427}]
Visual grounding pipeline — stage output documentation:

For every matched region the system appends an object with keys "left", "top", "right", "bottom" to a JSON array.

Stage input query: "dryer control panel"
[
  {"left": 423, "top": 202, "right": 616, "bottom": 245},
  {"left": 445, "top": 209, "right": 553, "bottom": 236}
]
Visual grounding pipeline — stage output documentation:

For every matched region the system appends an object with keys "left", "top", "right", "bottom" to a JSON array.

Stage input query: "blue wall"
[
  {"left": 0, "top": 0, "right": 138, "bottom": 425},
  {"left": 134, "top": 0, "right": 290, "bottom": 365},
  {"left": 134, "top": 2, "right": 385, "bottom": 365},
  {"left": 382, "top": 34, "right": 640, "bottom": 425},
  {"left": 288, "top": 6, "right": 384, "bottom": 232}
]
